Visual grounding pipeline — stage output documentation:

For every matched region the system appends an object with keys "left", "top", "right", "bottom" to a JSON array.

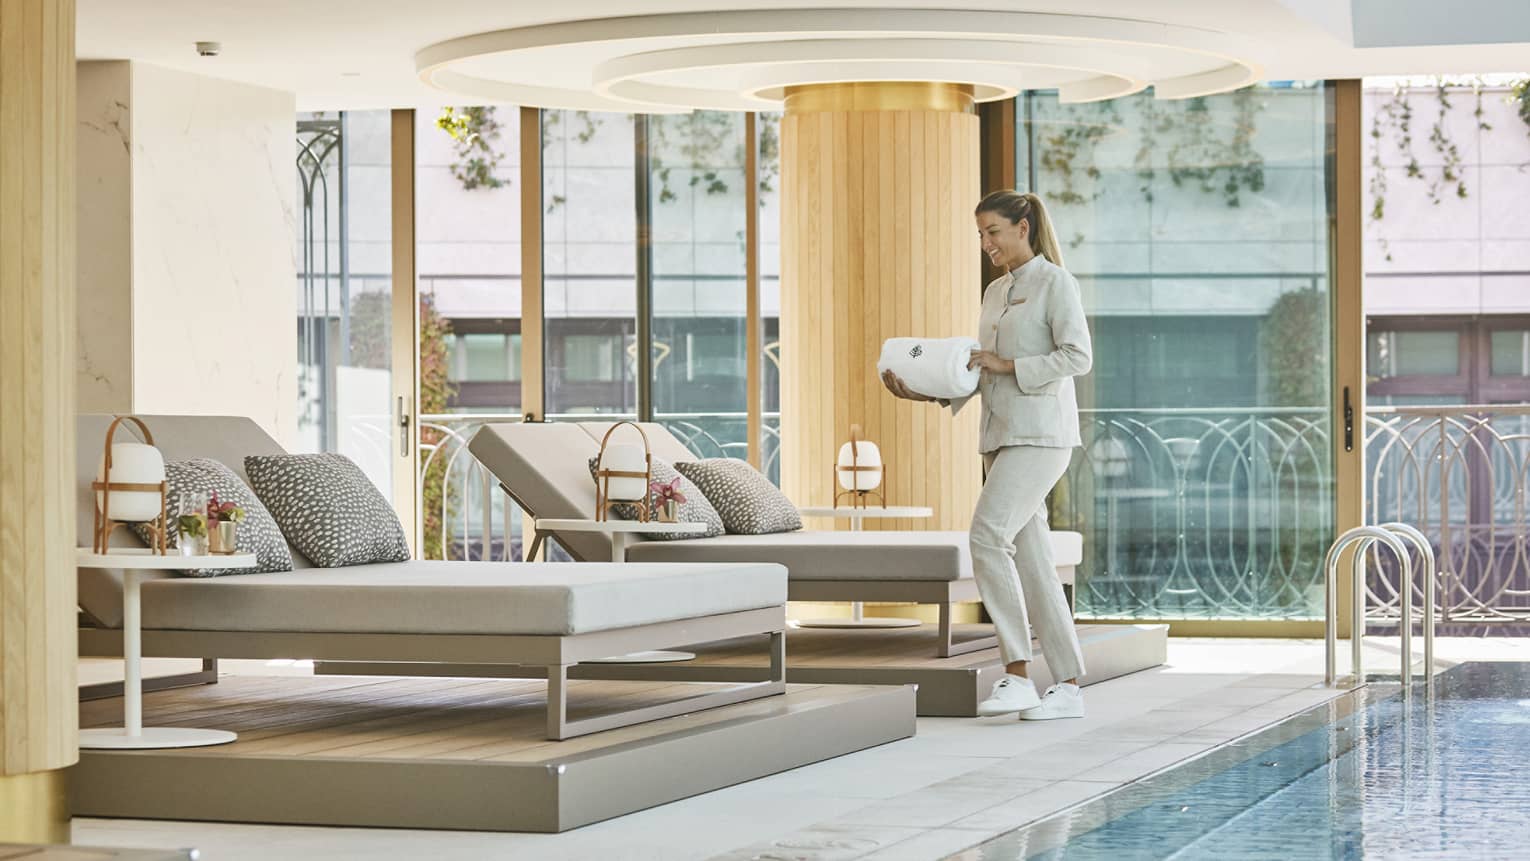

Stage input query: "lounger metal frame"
[
  {"left": 528, "top": 515, "right": 1007, "bottom": 658},
  {"left": 80, "top": 607, "right": 787, "bottom": 740}
]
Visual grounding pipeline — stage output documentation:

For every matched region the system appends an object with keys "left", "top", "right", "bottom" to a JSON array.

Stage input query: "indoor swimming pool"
[{"left": 959, "top": 662, "right": 1530, "bottom": 859}]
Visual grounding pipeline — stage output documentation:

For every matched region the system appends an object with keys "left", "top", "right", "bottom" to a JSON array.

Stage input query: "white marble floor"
[{"left": 73, "top": 637, "right": 1519, "bottom": 861}]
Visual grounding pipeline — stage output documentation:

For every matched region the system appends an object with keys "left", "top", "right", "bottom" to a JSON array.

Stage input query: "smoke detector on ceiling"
[{"left": 195, "top": 41, "right": 221, "bottom": 57}]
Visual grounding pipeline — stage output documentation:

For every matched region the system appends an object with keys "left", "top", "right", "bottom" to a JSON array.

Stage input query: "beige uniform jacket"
[{"left": 949, "top": 255, "right": 1092, "bottom": 452}]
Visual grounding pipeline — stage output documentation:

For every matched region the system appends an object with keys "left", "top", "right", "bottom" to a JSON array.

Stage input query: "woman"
[{"left": 882, "top": 190, "right": 1091, "bottom": 721}]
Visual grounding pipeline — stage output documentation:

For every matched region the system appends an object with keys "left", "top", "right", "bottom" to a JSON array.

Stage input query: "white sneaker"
[
  {"left": 1019, "top": 683, "right": 1085, "bottom": 721},
  {"left": 976, "top": 674, "right": 1042, "bottom": 716}
]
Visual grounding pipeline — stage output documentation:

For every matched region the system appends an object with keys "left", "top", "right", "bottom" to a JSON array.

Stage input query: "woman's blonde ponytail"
[
  {"left": 1020, "top": 192, "right": 1064, "bottom": 269},
  {"left": 974, "top": 190, "right": 1064, "bottom": 268}
]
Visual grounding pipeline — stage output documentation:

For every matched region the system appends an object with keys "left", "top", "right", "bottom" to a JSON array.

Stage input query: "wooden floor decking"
[
  {"left": 75, "top": 675, "right": 915, "bottom": 832},
  {"left": 315, "top": 622, "right": 1170, "bottom": 716}
]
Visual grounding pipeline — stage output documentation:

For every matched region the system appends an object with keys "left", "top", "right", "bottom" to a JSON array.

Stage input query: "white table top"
[
  {"left": 798, "top": 506, "right": 934, "bottom": 519},
  {"left": 535, "top": 518, "right": 708, "bottom": 536},
  {"left": 76, "top": 547, "right": 257, "bottom": 570}
]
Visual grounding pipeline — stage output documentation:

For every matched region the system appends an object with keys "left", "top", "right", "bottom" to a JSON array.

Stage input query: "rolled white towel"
[{"left": 877, "top": 336, "right": 981, "bottom": 399}]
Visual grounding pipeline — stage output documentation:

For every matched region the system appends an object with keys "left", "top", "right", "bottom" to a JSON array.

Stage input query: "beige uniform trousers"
[{"left": 971, "top": 444, "right": 1087, "bottom": 680}]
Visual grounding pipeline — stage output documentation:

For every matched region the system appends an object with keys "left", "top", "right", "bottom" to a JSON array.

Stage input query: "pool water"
[{"left": 958, "top": 663, "right": 1530, "bottom": 860}]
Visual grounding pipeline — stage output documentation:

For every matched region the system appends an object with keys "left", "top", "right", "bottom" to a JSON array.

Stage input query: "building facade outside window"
[{"left": 1017, "top": 83, "right": 1338, "bottom": 621}]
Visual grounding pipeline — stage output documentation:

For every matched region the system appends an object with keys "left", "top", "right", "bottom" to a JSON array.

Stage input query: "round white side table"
[
  {"left": 794, "top": 505, "right": 935, "bottom": 629},
  {"left": 530, "top": 518, "right": 709, "bottom": 663},
  {"left": 76, "top": 547, "right": 256, "bottom": 749}
]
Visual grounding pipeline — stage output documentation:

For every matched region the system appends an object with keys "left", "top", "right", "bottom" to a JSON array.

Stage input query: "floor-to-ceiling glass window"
[
  {"left": 1017, "top": 83, "right": 1337, "bottom": 620},
  {"left": 542, "top": 110, "right": 638, "bottom": 417},
  {"left": 295, "top": 110, "right": 394, "bottom": 495},
  {"left": 1361, "top": 78, "right": 1530, "bottom": 630},
  {"left": 414, "top": 105, "right": 524, "bottom": 560},
  {"left": 647, "top": 111, "right": 752, "bottom": 461},
  {"left": 757, "top": 111, "right": 784, "bottom": 483}
]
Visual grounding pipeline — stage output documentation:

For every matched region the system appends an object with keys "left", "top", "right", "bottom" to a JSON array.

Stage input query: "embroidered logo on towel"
[{"left": 909, "top": 345, "right": 923, "bottom": 358}]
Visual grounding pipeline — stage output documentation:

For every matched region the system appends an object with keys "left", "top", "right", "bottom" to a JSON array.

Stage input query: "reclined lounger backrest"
[
  {"left": 468, "top": 422, "right": 613, "bottom": 562},
  {"left": 467, "top": 421, "right": 705, "bottom": 563},
  {"left": 76, "top": 414, "right": 311, "bottom": 627}
]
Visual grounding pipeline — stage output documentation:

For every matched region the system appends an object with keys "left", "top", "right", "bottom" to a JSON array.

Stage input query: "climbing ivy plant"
[
  {"left": 1031, "top": 88, "right": 1269, "bottom": 248},
  {"left": 1512, "top": 79, "right": 1530, "bottom": 131},
  {"left": 436, "top": 106, "right": 510, "bottom": 191},
  {"left": 1366, "top": 80, "right": 1495, "bottom": 261}
]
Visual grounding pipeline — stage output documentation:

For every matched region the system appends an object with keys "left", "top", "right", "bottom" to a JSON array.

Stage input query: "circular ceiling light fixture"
[{"left": 416, "top": 9, "right": 1263, "bottom": 112}]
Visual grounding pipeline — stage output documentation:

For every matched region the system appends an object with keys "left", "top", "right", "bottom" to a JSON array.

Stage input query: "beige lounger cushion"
[
  {"left": 626, "top": 529, "right": 1082, "bottom": 581},
  {"left": 625, "top": 531, "right": 972, "bottom": 580},
  {"left": 128, "top": 560, "right": 786, "bottom": 636}
]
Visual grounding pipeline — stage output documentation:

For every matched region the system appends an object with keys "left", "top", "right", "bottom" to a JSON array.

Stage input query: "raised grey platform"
[
  {"left": 316, "top": 622, "right": 1169, "bottom": 717},
  {"left": 73, "top": 676, "right": 915, "bottom": 833}
]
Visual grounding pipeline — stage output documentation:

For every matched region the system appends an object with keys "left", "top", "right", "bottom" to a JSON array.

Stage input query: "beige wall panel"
[
  {"left": 780, "top": 89, "right": 981, "bottom": 531},
  {"left": 75, "top": 61, "right": 133, "bottom": 413},
  {"left": 1, "top": 0, "right": 79, "bottom": 778},
  {"left": 126, "top": 63, "right": 297, "bottom": 447}
]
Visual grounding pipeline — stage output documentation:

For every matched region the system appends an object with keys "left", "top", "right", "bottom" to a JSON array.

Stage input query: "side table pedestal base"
[{"left": 79, "top": 727, "right": 238, "bottom": 750}]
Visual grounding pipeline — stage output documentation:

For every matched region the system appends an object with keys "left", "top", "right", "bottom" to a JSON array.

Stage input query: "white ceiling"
[{"left": 76, "top": 1, "right": 1530, "bottom": 111}]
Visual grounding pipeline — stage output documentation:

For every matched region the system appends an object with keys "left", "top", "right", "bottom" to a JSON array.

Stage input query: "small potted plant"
[
  {"left": 176, "top": 511, "right": 208, "bottom": 556},
  {"left": 206, "top": 490, "right": 245, "bottom": 555},
  {"left": 650, "top": 477, "right": 686, "bottom": 523}
]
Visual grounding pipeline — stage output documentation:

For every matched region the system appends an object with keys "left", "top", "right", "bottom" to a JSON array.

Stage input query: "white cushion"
[{"left": 134, "top": 560, "right": 786, "bottom": 636}]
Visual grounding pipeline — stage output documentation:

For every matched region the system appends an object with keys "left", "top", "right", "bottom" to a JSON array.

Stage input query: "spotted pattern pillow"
[
  {"left": 586, "top": 455, "right": 724, "bottom": 540},
  {"left": 130, "top": 459, "right": 292, "bottom": 577},
  {"left": 673, "top": 458, "right": 803, "bottom": 535},
  {"left": 244, "top": 453, "right": 410, "bottom": 568}
]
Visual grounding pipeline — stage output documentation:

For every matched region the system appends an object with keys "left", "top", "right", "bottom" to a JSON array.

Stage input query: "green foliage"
[
  {"left": 1513, "top": 79, "right": 1530, "bottom": 131},
  {"left": 649, "top": 112, "right": 737, "bottom": 204},
  {"left": 757, "top": 112, "right": 782, "bottom": 196},
  {"left": 177, "top": 513, "right": 207, "bottom": 539},
  {"left": 436, "top": 106, "right": 510, "bottom": 191},
  {"left": 1034, "top": 88, "right": 1267, "bottom": 216},
  {"left": 1368, "top": 80, "right": 1496, "bottom": 260},
  {"left": 418, "top": 292, "right": 456, "bottom": 561},
  {"left": 1136, "top": 89, "right": 1267, "bottom": 208},
  {"left": 1260, "top": 288, "right": 1327, "bottom": 408}
]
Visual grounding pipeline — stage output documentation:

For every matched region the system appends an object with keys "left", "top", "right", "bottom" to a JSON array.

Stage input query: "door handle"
[
  {"left": 1343, "top": 387, "right": 1354, "bottom": 453},
  {"left": 397, "top": 396, "right": 411, "bottom": 458}
]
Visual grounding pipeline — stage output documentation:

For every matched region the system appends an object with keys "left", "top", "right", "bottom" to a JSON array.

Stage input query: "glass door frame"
[{"left": 390, "top": 108, "right": 421, "bottom": 554}]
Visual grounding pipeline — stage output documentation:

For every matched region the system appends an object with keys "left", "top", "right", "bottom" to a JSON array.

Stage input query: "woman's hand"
[
  {"left": 881, "top": 369, "right": 935, "bottom": 402},
  {"left": 968, "top": 350, "right": 1015, "bottom": 375}
]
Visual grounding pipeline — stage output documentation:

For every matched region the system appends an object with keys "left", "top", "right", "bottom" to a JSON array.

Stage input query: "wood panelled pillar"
[
  {"left": 0, "top": 0, "right": 77, "bottom": 843},
  {"left": 780, "top": 83, "right": 982, "bottom": 530}
]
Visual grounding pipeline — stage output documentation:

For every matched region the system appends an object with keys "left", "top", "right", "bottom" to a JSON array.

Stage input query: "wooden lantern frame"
[
  {"left": 594, "top": 420, "right": 654, "bottom": 522},
  {"left": 833, "top": 424, "right": 886, "bottom": 510},
  {"left": 92, "top": 415, "right": 169, "bottom": 555}
]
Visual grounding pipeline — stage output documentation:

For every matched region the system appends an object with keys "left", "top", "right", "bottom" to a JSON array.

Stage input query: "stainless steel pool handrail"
[
  {"left": 1325, "top": 526, "right": 1412, "bottom": 688},
  {"left": 1379, "top": 521, "right": 1437, "bottom": 682}
]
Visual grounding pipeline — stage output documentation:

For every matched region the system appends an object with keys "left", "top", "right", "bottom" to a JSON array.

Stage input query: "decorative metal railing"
[
  {"left": 1365, "top": 405, "right": 1530, "bottom": 626},
  {"left": 418, "top": 411, "right": 780, "bottom": 561},
  {"left": 410, "top": 403, "right": 1530, "bottom": 628},
  {"left": 1059, "top": 408, "right": 1334, "bottom": 620}
]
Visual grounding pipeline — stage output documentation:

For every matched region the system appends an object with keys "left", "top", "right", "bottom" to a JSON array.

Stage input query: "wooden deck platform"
[
  {"left": 74, "top": 675, "right": 914, "bottom": 832},
  {"left": 316, "top": 622, "right": 1169, "bottom": 716}
]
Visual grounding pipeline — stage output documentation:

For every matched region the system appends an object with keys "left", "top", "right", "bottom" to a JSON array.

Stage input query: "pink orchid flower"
[{"left": 649, "top": 476, "right": 687, "bottom": 505}]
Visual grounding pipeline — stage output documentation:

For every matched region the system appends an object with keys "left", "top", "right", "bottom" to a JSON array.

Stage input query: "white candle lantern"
[
  {"left": 594, "top": 421, "right": 653, "bottom": 522},
  {"left": 92, "top": 416, "right": 169, "bottom": 554},
  {"left": 834, "top": 424, "right": 886, "bottom": 509}
]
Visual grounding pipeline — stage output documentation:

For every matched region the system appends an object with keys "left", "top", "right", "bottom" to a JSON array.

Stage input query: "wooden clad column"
[
  {"left": 0, "top": 0, "right": 77, "bottom": 843},
  {"left": 780, "top": 83, "right": 982, "bottom": 530}
]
